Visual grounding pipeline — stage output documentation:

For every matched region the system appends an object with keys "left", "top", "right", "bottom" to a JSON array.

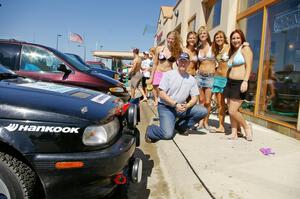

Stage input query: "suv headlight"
[
  {"left": 82, "top": 118, "right": 120, "bottom": 146},
  {"left": 109, "top": 87, "right": 124, "bottom": 93},
  {"left": 114, "top": 73, "right": 120, "bottom": 80}
]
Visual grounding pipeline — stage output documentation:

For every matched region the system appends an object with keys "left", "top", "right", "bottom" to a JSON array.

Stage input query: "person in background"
[
  {"left": 195, "top": 26, "right": 216, "bottom": 132},
  {"left": 149, "top": 31, "right": 182, "bottom": 106},
  {"left": 211, "top": 30, "right": 230, "bottom": 133},
  {"left": 224, "top": 29, "right": 253, "bottom": 141},
  {"left": 184, "top": 31, "right": 198, "bottom": 76},
  {"left": 140, "top": 51, "right": 152, "bottom": 101},
  {"left": 129, "top": 48, "right": 147, "bottom": 100},
  {"left": 145, "top": 52, "right": 207, "bottom": 143},
  {"left": 147, "top": 47, "right": 156, "bottom": 99}
]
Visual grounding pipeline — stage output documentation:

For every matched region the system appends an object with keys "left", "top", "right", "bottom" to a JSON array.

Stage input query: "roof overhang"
[{"left": 93, "top": 51, "right": 144, "bottom": 60}]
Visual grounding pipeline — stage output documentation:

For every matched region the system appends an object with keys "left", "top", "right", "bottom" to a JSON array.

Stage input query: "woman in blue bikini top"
[{"left": 226, "top": 29, "right": 253, "bottom": 141}]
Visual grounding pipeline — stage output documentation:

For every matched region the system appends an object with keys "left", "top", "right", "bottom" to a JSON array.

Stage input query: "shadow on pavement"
[
  {"left": 209, "top": 118, "right": 232, "bottom": 135},
  {"left": 127, "top": 148, "right": 154, "bottom": 199}
]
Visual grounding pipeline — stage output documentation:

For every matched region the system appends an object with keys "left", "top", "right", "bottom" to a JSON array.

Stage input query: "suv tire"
[{"left": 0, "top": 152, "right": 36, "bottom": 199}]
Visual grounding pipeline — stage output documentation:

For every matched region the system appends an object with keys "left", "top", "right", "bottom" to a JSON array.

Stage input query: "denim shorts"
[{"left": 195, "top": 73, "right": 214, "bottom": 88}]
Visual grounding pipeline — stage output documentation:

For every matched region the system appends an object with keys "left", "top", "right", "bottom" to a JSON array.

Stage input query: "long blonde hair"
[
  {"left": 197, "top": 26, "right": 212, "bottom": 49},
  {"left": 167, "top": 31, "right": 182, "bottom": 59}
]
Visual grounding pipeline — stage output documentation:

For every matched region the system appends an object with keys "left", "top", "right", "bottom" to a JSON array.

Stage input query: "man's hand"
[{"left": 176, "top": 103, "right": 187, "bottom": 112}]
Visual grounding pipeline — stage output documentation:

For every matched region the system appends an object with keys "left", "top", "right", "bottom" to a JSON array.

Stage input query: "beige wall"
[{"left": 154, "top": 0, "right": 239, "bottom": 46}]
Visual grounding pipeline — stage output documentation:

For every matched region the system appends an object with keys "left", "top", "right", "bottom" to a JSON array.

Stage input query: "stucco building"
[{"left": 155, "top": 0, "right": 300, "bottom": 139}]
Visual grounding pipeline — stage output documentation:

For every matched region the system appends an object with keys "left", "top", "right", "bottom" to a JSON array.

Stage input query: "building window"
[
  {"left": 188, "top": 16, "right": 196, "bottom": 32},
  {"left": 240, "top": 0, "right": 261, "bottom": 12},
  {"left": 237, "top": 11, "right": 263, "bottom": 112},
  {"left": 203, "top": 0, "right": 222, "bottom": 29},
  {"left": 258, "top": 0, "right": 300, "bottom": 125}
]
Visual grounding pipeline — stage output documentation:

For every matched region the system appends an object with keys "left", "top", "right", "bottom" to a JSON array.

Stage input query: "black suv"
[
  {"left": 0, "top": 39, "right": 129, "bottom": 101},
  {"left": 0, "top": 65, "right": 142, "bottom": 199}
]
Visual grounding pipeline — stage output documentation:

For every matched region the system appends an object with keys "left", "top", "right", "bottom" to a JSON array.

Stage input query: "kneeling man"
[{"left": 145, "top": 52, "right": 207, "bottom": 143}]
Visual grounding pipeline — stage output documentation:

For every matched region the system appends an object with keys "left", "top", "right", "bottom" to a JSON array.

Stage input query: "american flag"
[{"left": 69, "top": 32, "right": 84, "bottom": 43}]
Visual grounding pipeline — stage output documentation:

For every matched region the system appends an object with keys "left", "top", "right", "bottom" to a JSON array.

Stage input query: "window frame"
[
  {"left": 203, "top": 0, "right": 222, "bottom": 30},
  {"left": 188, "top": 15, "right": 196, "bottom": 32},
  {"left": 237, "top": 0, "right": 297, "bottom": 129}
]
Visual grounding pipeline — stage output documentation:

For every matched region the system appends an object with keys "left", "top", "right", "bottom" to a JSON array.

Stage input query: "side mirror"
[
  {"left": 57, "top": 64, "right": 68, "bottom": 72},
  {"left": 57, "top": 64, "right": 72, "bottom": 80}
]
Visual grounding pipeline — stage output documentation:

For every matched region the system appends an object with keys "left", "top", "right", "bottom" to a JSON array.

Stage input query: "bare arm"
[
  {"left": 150, "top": 47, "right": 160, "bottom": 81},
  {"left": 158, "top": 89, "right": 176, "bottom": 107},
  {"left": 186, "top": 96, "right": 198, "bottom": 109},
  {"left": 242, "top": 46, "right": 253, "bottom": 82},
  {"left": 240, "top": 45, "right": 253, "bottom": 93}
]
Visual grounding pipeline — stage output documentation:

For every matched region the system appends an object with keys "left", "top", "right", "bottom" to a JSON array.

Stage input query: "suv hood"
[
  {"left": 89, "top": 70, "right": 122, "bottom": 86},
  {"left": 0, "top": 80, "right": 121, "bottom": 124}
]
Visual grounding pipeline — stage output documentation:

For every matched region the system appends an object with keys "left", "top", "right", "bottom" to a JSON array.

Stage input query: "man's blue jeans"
[{"left": 146, "top": 103, "right": 207, "bottom": 141}]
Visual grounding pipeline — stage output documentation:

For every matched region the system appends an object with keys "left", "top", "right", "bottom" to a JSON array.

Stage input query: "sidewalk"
[{"left": 144, "top": 100, "right": 300, "bottom": 199}]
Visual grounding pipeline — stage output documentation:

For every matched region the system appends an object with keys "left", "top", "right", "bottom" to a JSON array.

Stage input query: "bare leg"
[
  {"left": 215, "top": 92, "right": 225, "bottom": 132},
  {"left": 138, "top": 87, "right": 147, "bottom": 101},
  {"left": 197, "top": 88, "right": 205, "bottom": 127},
  {"left": 130, "top": 87, "right": 136, "bottom": 99},
  {"left": 228, "top": 99, "right": 239, "bottom": 139},
  {"left": 203, "top": 88, "right": 212, "bottom": 128},
  {"left": 228, "top": 99, "right": 252, "bottom": 139},
  {"left": 153, "top": 86, "right": 159, "bottom": 106}
]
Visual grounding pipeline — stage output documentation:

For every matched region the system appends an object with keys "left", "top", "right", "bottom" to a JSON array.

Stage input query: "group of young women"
[{"left": 149, "top": 27, "right": 253, "bottom": 141}]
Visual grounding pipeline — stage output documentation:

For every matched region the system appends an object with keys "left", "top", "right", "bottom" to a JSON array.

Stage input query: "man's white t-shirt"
[
  {"left": 159, "top": 69, "right": 199, "bottom": 104},
  {"left": 141, "top": 58, "right": 152, "bottom": 78}
]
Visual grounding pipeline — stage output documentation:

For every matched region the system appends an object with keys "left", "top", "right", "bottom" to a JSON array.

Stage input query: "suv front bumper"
[{"left": 27, "top": 134, "right": 138, "bottom": 199}]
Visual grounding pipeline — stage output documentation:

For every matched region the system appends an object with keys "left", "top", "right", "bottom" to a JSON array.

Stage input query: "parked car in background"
[
  {"left": 86, "top": 60, "right": 107, "bottom": 69},
  {"left": 0, "top": 65, "right": 142, "bottom": 199},
  {"left": 65, "top": 53, "right": 120, "bottom": 80},
  {"left": 0, "top": 39, "right": 129, "bottom": 101},
  {"left": 270, "top": 70, "right": 300, "bottom": 116}
]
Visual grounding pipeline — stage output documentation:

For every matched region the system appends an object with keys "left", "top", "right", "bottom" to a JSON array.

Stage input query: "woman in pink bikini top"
[{"left": 149, "top": 31, "right": 182, "bottom": 106}]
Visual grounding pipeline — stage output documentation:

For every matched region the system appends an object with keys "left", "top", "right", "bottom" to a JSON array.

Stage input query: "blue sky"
[{"left": 0, "top": 0, "right": 175, "bottom": 60}]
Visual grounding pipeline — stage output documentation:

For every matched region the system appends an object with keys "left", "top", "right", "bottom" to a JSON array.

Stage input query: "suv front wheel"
[{"left": 0, "top": 152, "right": 36, "bottom": 199}]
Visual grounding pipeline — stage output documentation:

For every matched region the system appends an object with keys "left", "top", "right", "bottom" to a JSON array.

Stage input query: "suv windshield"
[
  {"left": 48, "top": 48, "right": 90, "bottom": 72},
  {"left": 65, "top": 53, "right": 86, "bottom": 65}
]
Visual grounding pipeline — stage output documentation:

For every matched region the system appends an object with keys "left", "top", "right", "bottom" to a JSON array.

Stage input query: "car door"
[{"left": 17, "top": 44, "right": 72, "bottom": 83}]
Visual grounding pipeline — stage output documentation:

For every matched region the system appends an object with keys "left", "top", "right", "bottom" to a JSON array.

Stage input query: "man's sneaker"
[
  {"left": 175, "top": 128, "right": 189, "bottom": 136},
  {"left": 195, "top": 126, "right": 209, "bottom": 134},
  {"left": 144, "top": 132, "right": 157, "bottom": 143}
]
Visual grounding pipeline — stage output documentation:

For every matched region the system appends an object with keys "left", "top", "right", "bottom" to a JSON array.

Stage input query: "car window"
[
  {"left": 0, "top": 43, "right": 21, "bottom": 70},
  {"left": 289, "top": 72, "right": 300, "bottom": 84},
  {"left": 52, "top": 50, "right": 89, "bottom": 72},
  {"left": 20, "top": 45, "right": 64, "bottom": 73}
]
